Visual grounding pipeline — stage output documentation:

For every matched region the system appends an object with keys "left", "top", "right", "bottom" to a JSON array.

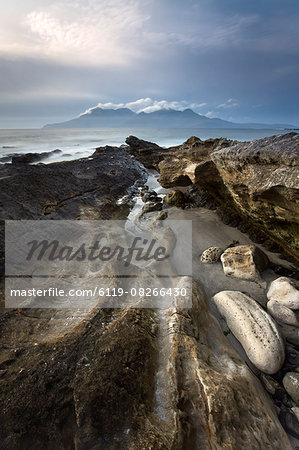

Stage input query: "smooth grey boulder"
[
  {"left": 212, "top": 290, "right": 285, "bottom": 374},
  {"left": 267, "top": 277, "right": 299, "bottom": 310}
]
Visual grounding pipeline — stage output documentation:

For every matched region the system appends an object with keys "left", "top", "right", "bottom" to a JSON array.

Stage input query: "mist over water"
[{"left": 0, "top": 127, "right": 292, "bottom": 163}]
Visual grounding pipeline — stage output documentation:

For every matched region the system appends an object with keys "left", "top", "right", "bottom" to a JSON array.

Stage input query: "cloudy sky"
[{"left": 1, "top": 0, "right": 299, "bottom": 127}]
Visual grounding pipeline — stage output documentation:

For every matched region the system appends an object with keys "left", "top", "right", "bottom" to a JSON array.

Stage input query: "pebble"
[{"left": 200, "top": 247, "right": 223, "bottom": 264}]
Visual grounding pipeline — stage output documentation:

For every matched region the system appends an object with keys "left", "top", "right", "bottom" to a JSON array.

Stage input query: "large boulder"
[
  {"left": 212, "top": 290, "right": 285, "bottom": 374},
  {"left": 211, "top": 133, "right": 299, "bottom": 259},
  {"left": 267, "top": 277, "right": 299, "bottom": 310},
  {"left": 158, "top": 136, "right": 236, "bottom": 188},
  {"left": 124, "top": 136, "right": 169, "bottom": 169},
  {"left": 220, "top": 244, "right": 269, "bottom": 281}
]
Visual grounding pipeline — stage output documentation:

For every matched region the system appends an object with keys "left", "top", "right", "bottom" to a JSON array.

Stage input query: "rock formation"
[{"left": 126, "top": 133, "right": 299, "bottom": 261}]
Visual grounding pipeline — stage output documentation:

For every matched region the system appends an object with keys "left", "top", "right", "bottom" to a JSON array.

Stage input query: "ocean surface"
[{"left": 0, "top": 127, "right": 292, "bottom": 163}]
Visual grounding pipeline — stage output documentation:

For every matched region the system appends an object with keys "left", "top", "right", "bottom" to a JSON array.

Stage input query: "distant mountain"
[{"left": 44, "top": 107, "right": 297, "bottom": 129}]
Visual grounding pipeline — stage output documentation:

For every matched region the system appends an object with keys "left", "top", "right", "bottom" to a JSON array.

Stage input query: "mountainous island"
[{"left": 44, "top": 107, "right": 297, "bottom": 129}]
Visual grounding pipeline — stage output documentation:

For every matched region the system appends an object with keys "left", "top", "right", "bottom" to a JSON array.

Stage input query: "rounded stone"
[
  {"left": 267, "top": 277, "right": 299, "bottom": 310},
  {"left": 212, "top": 290, "right": 285, "bottom": 374},
  {"left": 282, "top": 372, "right": 299, "bottom": 405},
  {"left": 200, "top": 247, "right": 223, "bottom": 264},
  {"left": 267, "top": 299, "right": 299, "bottom": 327}
]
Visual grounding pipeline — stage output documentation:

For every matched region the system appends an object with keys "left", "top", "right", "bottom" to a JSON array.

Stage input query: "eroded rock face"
[
  {"left": 267, "top": 277, "right": 299, "bottom": 310},
  {"left": 220, "top": 244, "right": 269, "bottom": 281},
  {"left": 211, "top": 133, "right": 299, "bottom": 259},
  {"left": 212, "top": 290, "right": 285, "bottom": 374}
]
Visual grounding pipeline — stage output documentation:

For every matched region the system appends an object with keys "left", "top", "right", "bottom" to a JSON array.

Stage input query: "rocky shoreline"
[{"left": 0, "top": 133, "right": 299, "bottom": 448}]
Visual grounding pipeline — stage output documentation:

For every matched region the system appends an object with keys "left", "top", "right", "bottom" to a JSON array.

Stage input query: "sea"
[{"left": 0, "top": 128, "right": 293, "bottom": 163}]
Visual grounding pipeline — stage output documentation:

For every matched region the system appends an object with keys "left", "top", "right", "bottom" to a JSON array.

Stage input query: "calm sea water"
[{"left": 0, "top": 128, "right": 291, "bottom": 163}]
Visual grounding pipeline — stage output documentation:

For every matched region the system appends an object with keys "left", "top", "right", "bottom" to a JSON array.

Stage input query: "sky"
[{"left": 0, "top": 0, "right": 299, "bottom": 128}]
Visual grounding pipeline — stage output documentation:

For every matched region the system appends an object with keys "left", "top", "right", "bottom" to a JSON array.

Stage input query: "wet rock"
[
  {"left": 292, "top": 406, "right": 299, "bottom": 422},
  {"left": 279, "top": 407, "right": 299, "bottom": 439},
  {"left": 283, "top": 372, "right": 299, "bottom": 405},
  {"left": 164, "top": 190, "right": 186, "bottom": 207},
  {"left": 267, "top": 299, "right": 299, "bottom": 327},
  {"left": 267, "top": 277, "right": 299, "bottom": 310},
  {"left": 281, "top": 325, "right": 299, "bottom": 347},
  {"left": 220, "top": 244, "right": 269, "bottom": 281},
  {"left": 260, "top": 373, "right": 285, "bottom": 399},
  {"left": 141, "top": 201, "right": 162, "bottom": 214},
  {"left": 212, "top": 290, "right": 285, "bottom": 374},
  {"left": 0, "top": 146, "right": 146, "bottom": 221},
  {"left": 200, "top": 246, "right": 223, "bottom": 264},
  {"left": 141, "top": 191, "right": 158, "bottom": 202}
]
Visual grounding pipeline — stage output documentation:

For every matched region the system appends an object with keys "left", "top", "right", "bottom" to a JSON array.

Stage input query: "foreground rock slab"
[
  {"left": 212, "top": 290, "right": 285, "bottom": 374},
  {"left": 0, "top": 278, "right": 292, "bottom": 448},
  {"left": 220, "top": 244, "right": 269, "bottom": 281}
]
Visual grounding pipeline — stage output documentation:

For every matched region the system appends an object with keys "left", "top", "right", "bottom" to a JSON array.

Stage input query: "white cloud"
[
  {"left": 217, "top": 98, "right": 239, "bottom": 109},
  {"left": 80, "top": 98, "right": 207, "bottom": 115}
]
